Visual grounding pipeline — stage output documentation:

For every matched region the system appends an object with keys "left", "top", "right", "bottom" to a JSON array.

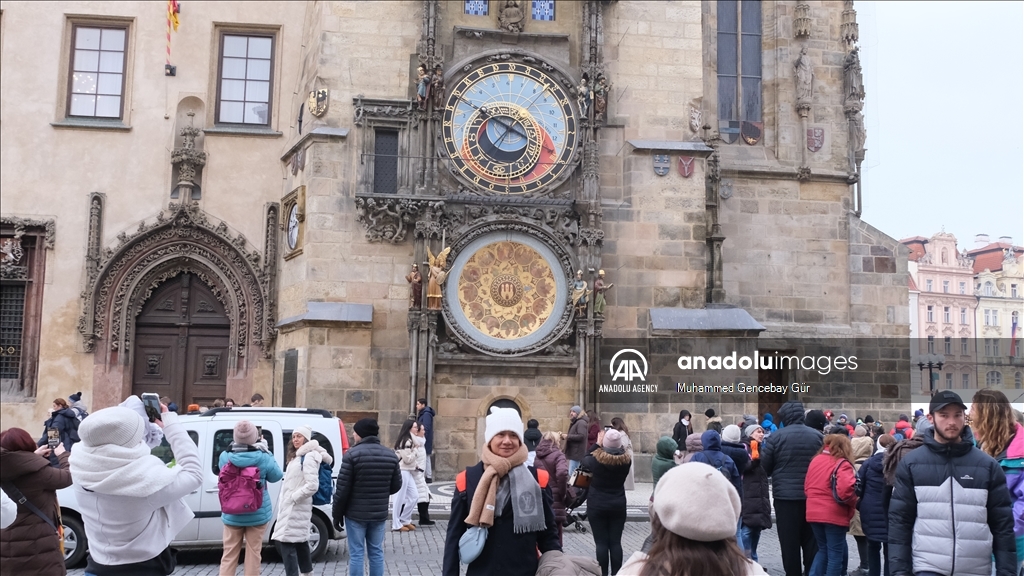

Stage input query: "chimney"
[
  {"left": 998, "top": 236, "right": 1012, "bottom": 245},
  {"left": 974, "top": 234, "right": 990, "bottom": 248}
]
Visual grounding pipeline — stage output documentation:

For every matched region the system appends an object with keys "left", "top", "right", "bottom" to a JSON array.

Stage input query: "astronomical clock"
[{"left": 436, "top": 54, "right": 583, "bottom": 356}]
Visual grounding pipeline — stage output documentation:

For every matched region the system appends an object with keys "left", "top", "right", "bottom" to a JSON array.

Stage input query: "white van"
[{"left": 57, "top": 407, "right": 349, "bottom": 568}]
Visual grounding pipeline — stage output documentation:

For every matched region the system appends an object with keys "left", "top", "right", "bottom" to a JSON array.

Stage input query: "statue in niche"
[
  {"left": 405, "top": 264, "right": 423, "bottom": 309},
  {"left": 426, "top": 246, "right": 451, "bottom": 310},
  {"left": 499, "top": 0, "right": 525, "bottom": 33},
  {"left": 593, "top": 269, "right": 615, "bottom": 316},
  {"left": 571, "top": 270, "right": 590, "bottom": 315},
  {"left": 431, "top": 65, "right": 445, "bottom": 109},
  {"left": 577, "top": 74, "right": 592, "bottom": 118},
  {"left": 850, "top": 110, "right": 866, "bottom": 157},
  {"left": 795, "top": 47, "right": 813, "bottom": 104},
  {"left": 416, "top": 65, "right": 431, "bottom": 110},
  {"left": 593, "top": 75, "right": 610, "bottom": 122},
  {"left": 843, "top": 48, "right": 865, "bottom": 110}
]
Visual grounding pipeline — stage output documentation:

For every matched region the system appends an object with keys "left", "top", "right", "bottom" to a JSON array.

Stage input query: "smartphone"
[
  {"left": 141, "top": 393, "right": 162, "bottom": 422},
  {"left": 47, "top": 427, "right": 60, "bottom": 449}
]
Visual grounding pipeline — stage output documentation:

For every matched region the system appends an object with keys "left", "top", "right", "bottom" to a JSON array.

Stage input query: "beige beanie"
[
  {"left": 233, "top": 420, "right": 260, "bottom": 445},
  {"left": 293, "top": 425, "right": 313, "bottom": 442},
  {"left": 78, "top": 406, "right": 147, "bottom": 448},
  {"left": 653, "top": 462, "right": 741, "bottom": 542}
]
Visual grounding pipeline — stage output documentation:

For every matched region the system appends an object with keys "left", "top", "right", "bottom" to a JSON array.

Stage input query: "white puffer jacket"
[
  {"left": 272, "top": 439, "right": 333, "bottom": 543},
  {"left": 412, "top": 434, "right": 429, "bottom": 503}
]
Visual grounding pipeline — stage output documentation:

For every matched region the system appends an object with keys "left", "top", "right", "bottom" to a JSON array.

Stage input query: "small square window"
[
  {"left": 532, "top": 0, "right": 555, "bottom": 21},
  {"left": 217, "top": 34, "right": 274, "bottom": 125},
  {"left": 68, "top": 26, "right": 127, "bottom": 119},
  {"left": 465, "top": 0, "right": 489, "bottom": 15},
  {"left": 926, "top": 279, "right": 933, "bottom": 292}
]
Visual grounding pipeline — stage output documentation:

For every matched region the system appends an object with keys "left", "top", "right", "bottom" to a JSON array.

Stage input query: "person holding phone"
[
  {"left": 69, "top": 399, "right": 203, "bottom": 575},
  {"left": 37, "top": 397, "right": 80, "bottom": 453},
  {"left": 273, "top": 425, "right": 332, "bottom": 576},
  {"left": 1, "top": 427, "right": 71, "bottom": 575}
]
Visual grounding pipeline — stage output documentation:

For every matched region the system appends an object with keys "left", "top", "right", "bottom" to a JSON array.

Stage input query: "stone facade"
[{"left": 1, "top": 1, "right": 909, "bottom": 479}]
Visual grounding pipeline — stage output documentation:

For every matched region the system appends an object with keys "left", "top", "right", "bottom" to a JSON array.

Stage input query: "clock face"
[
  {"left": 442, "top": 62, "right": 578, "bottom": 195},
  {"left": 286, "top": 204, "right": 299, "bottom": 250}
]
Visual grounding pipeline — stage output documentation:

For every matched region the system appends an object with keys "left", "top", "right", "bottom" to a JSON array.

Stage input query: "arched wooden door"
[{"left": 132, "top": 274, "right": 230, "bottom": 407}]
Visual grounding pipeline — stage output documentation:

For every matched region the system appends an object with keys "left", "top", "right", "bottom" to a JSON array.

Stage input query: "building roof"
[
  {"left": 900, "top": 237, "right": 928, "bottom": 262},
  {"left": 908, "top": 275, "right": 918, "bottom": 291},
  {"left": 966, "top": 242, "right": 1024, "bottom": 274}
]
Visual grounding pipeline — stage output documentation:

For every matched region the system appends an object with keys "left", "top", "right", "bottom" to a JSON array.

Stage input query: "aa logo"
[{"left": 610, "top": 349, "right": 648, "bottom": 382}]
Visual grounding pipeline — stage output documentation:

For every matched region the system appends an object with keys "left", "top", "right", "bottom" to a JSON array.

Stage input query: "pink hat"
[{"left": 602, "top": 429, "right": 623, "bottom": 449}]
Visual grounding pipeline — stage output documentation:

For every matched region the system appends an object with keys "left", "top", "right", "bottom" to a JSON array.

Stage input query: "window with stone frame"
[
  {"left": 465, "top": 0, "right": 489, "bottom": 15},
  {"left": 945, "top": 373, "right": 952, "bottom": 389},
  {"left": 925, "top": 279, "right": 933, "bottom": 292},
  {"left": 960, "top": 307, "right": 967, "bottom": 325},
  {"left": 531, "top": 0, "right": 555, "bottom": 21},
  {"left": 943, "top": 307, "right": 950, "bottom": 324},
  {"left": 943, "top": 336, "right": 951, "bottom": 355},
  {"left": 961, "top": 337, "right": 969, "bottom": 355},
  {"left": 716, "top": 0, "right": 762, "bottom": 142},
  {"left": 216, "top": 33, "right": 274, "bottom": 125},
  {"left": 0, "top": 222, "right": 50, "bottom": 399},
  {"left": 985, "top": 370, "right": 1002, "bottom": 386},
  {"left": 959, "top": 281, "right": 966, "bottom": 294},
  {"left": 927, "top": 335, "right": 934, "bottom": 354},
  {"left": 962, "top": 373, "right": 970, "bottom": 388},
  {"left": 68, "top": 25, "right": 128, "bottom": 119},
  {"left": 926, "top": 305, "right": 933, "bottom": 323},
  {"left": 372, "top": 128, "right": 399, "bottom": 194}
]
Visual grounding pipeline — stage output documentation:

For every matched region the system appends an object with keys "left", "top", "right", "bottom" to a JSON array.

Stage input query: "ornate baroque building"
[{"left": 1, "top": 1, "right": 908, "bottom": 475}]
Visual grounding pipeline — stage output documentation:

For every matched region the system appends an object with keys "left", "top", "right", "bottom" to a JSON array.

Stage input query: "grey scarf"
[{"left": 502, "top": 464, "right": 547, "bottom": 534}]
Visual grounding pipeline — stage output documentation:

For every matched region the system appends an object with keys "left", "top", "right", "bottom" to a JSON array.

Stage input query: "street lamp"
[{"left": 917, "top": 353, "right": 945, "bottom": 395}]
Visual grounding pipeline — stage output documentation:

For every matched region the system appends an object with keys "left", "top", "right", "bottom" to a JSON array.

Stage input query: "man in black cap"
[
  {"left": 333, "top": 418, "right": 402, "bottom": 576},
  {"left": 888, "top": 391, "right": 1016, "bottom": 576}
]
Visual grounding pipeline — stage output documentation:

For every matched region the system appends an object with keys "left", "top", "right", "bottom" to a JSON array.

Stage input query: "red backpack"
[{"left": 218, "top": 461, "right": 263, "bottom": 515}]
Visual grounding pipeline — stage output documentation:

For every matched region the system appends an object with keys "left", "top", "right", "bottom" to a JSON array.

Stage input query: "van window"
[
  {"left": 212, "top": 428, "right": 274, "bottom": 474},
  {"left": 283, "top": 431, "right": 335, "bottom": 464},
  {"left": 150, "top": 431, "right": 199, "bottom": 466}
]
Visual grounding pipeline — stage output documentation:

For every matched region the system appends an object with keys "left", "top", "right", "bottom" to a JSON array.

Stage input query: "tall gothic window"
[
  {"left": 717, "top": 0, "right": 762, "bottom": 141},
  {"left": 0, "top": 224, "right": 49, "bottom": 399},
  {"left": 372, "top": 129, "right": 399, "bottom": 194}
]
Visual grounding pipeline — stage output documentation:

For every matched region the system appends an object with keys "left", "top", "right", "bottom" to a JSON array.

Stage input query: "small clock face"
[
  {"left": 287, "top": 204, "right": 299, "bottom": 250},
  {"left": 442, "top": 62, "right": 578, "bottom": 195}
]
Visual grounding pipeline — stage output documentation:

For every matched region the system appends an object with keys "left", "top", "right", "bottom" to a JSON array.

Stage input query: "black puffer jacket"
[
  {"left": 37, "top": 408, "right": 80, "bottom": 452},
  {"left": 856, "top": 450, "right": 887, "bottom": 542},
  {"left": 332, "top": 436, "right": 402, "bottom": 523},
  {"left": 581, "top": 447, "right": 632, "bottom": 514},
  {"left": 741, "top": 440, "right": 772, "bottom": 530},
  {"left": 889, "top": 431, "right": 1016, "bottom": 576},
  {"left": 760, "top": 401, "right": 823, "bottom": 500}
]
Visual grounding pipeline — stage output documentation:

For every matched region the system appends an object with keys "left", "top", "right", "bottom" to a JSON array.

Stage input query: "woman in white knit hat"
[
  {"left": 441, "top": 406, "right": 561, "bottom": 576},
  {"left": 272, "top": 425, "right": 332, "bottom": 576},
  {"left": 68, "top": 399, "right": 203, "bottom": 576},
  {"left": 618, "top": 462, "right": 769, "bottom": 576}
]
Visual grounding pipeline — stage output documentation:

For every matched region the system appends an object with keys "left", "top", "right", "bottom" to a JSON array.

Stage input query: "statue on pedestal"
[
  {"left": 593, "top": 269, "right": 614, "bottom": 316},
  {"left": 405, "top": 264, "right": 423, "bottom": 309},
  {"left": 571, "top": 270, "right": 590, "bottom": 315},
  {"left": 426, "top": 246, "right": 451, "bottom": 310}
]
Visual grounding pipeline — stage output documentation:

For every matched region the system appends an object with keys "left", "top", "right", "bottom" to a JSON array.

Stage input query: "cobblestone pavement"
[{"left": 69, "top": 518, "right": 862, "bottom": 575}]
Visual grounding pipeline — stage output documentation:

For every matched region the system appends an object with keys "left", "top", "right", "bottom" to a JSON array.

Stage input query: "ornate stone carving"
[
  {"left": 0, "top": 238, "right": 23, "bottom": 265},
  {"left": 155, "top": 299, "right": 175, "bottom": 311},
  {"left": 794, "top": 3, "right": 811, "bottom": 38},
  {"left": 1, "top": 216, "right": 56, "bottom": 250},
  {"left": 577, "top": 227, "right": 604, "bottom": 247},
  {"left": 353, "top": 96, "right": 415, "bottom": 126},
  {"left": 498, "top": 0, "right": 525, "bottom": 33},
  {"left": 203, "top": 355, "right": 218, "bottom": 376},
  {"left": 197, "top": 300, "right": 216, "bottom": 313},
  {"left": 843, "top": 48, "right": 865, "bottom": 114},
  {"left": 170, "top": 112, "right": 206, "bottom": 185},
  {"left": 78, "top": 201, "right": 274, "bottom": 361},
  {"left": 146, "top": 355, "right": 160, "bottom": 375},
  {"left": 841, "top": 1, "right": 859, "bottom": 48},
  {"left": 689, "top": 107, "right": 703, "bottom": 134},
  {"left": 418, "top": 0, "right": 443, "bottom": 70},
  {"left": 354, "top": 196, "right": 432, "bottom": 243},
  {"left": 795, "top": 47, "right": 813, "bottom": 114}
]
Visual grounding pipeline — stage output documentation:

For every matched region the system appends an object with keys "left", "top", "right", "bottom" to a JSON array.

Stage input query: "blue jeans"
[
  {"left": 569, "top": 459, "right": 580, "bottom": 477},
  {"left": 741, "top": 524, "right": 762, "bottom": 561},
  {"left": 810, "top": 522, "right": 849, "bottom": 576},
  {"left": 346, "top": 518, "right": 386, "bottom": 576}
]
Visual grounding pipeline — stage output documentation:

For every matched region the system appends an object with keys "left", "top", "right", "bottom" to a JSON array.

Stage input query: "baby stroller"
[
  {"left": 563, "top": 467, "right": 592, "bottom": 533},
  {"left": 563, "top": 485, "right": 589, "bottom": 533}
]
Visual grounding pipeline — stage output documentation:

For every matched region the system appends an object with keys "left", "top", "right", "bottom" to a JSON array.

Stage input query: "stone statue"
[
  {"left": 593, "top": 269, "right": 614, "bottom": 315},
  {"left": 843, "top": 48, "right": 865, "bottom": 111},
  {"left": 850, "top": 110, "right": 866, "bottom": 157},
  {"left": 430, "top": 65, "right": 445, "bottom": 109},
  {"left": 570, "top": 269, "right": 590, "bottom": 315},
  {"left": 416, "top": 65, "right": 430, "bottom": 110},
  {"left": 593, "top": 75, "right": 610, "bottom": 122},
  {"left": 498, "top": 0, "right": 525, "bottom": 33},
  {"left": 405, "top": 264, "right": 422, "bottom": 309},
  {"left": 426, "top": 245, "right": 451, "bottom": 310},
  {"left": 795, "top": 47, "right": 812, "bottom": 104}
]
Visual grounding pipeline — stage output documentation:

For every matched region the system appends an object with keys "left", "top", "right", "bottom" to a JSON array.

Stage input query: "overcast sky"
[{"left": 857, "top": 1, "right": 1023, "bottom": 251}]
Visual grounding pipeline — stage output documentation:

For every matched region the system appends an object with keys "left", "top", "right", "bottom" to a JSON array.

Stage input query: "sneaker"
[{"left": 419, "top": 519, "right": 436, "bottom": 526}]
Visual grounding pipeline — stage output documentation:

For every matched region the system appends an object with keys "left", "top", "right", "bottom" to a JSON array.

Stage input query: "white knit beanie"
[
  {"left": 484, "top": 407, "right": 524, "bottom": 444},
  {"left": 722, "top": 424, "right": 742, "bottom": 443},
  {"left": 654, "top": 462, "right": 741, "bottom": 542},
  {"left": 293, "top": 425, "right": 313, "bottom": 443},
  {"left": 78, "top": 406, "right": 147, "bottom": 448}
]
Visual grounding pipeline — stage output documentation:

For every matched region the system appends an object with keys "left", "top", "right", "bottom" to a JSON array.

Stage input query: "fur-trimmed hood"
[{"left": 592, "top": 447, "right": 631, "bottom": 467}]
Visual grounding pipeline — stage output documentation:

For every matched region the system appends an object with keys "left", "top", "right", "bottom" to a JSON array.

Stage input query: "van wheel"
[
  {"left": 308, "top": 514, "right": 329, "bottom": 560},
  {"left": 62, "top": 514, "right": 89, "bottom": 568}
]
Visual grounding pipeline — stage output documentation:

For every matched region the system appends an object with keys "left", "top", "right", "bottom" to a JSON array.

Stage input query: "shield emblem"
[
  {"left": 741, "top": 121, "right": 763, "bottom": 145},
  {"left": 807, "top": 127, "right": 824, "bottom": 152},
  {"left": 720, "top": 120, "right": 740, "bottom": 144},
  {"left": 653, "top": 155, "right": 670, "bottom": 176},
  {"left": 677, "top": 156, "right": 695, "bottom": 178},
  {"left": 307, "top": 89, "right": 329, "bottom": 117}
]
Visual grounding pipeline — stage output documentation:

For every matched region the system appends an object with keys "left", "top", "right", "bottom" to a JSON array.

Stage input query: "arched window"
[
  {"left": 488, "top": 398, "right": 522, "bottom": 416},
  {"left": 984, "top": 281, "right": 994, "bottom": 296},
  {"left": 985, "top": 371, "right": 1002, "bottom": 386}
]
